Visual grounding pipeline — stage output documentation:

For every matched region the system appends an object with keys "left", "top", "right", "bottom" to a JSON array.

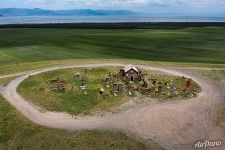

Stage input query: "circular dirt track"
[{"left": 0, "top": 63, "right": 224, "bottom": 150}]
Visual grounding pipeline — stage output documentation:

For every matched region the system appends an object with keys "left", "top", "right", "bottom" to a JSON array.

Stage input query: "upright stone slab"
[
  {"left": 185, "top": 78, "right": 192, "bottom": 91},
  {"left": 113, "top": 84, "right": 118, "bottom": 92},
  {"left": 105, "top": 77, "right": 110, "bottom": 84},
  {"left": 158, "top": 85, "right": 163, "bottom": 93},
  {"left": 118, "top": 84, "right": 124, "bottom": 92}
]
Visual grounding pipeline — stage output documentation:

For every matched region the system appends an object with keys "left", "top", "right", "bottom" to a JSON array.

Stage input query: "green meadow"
[
  {"left": 18, "top": 67, "right": 128, "bottom": 115},
  {"left": 0, "top": 27, "right": 225, "bottom": 66},
  {"left": 0, "top": 26, "right": 224, "bottom": 150},
  {"left": 0, "top": 95, "right": 161, "bottom": 150}
]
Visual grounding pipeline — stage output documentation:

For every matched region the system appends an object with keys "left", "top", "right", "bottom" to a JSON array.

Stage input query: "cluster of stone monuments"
[
  {"left": 39, "top": 65, "right": 198, "bottom": 99},
  {"left": 98, "top": 65, "right": 198, "bottom": 98}
]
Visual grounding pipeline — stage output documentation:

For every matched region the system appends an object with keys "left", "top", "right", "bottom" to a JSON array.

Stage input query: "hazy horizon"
[
  {"left": 0, "top": 7, "right": 225, "bottom": 17},
  {"left": 0, "top": 0, "right": 225, "bottom": 17}
]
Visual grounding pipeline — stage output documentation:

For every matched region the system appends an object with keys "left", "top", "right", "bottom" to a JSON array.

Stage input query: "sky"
[{"left": 0, "top": 0, "right": 225, "bottom": 16}]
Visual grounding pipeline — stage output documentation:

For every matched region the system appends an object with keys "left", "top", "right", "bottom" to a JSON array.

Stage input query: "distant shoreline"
[
  {"left": 0, "top": 22, "right": 225, "bottom": 29},
  {"left": 1, "top": 15, "right": 225, "bottom": 25}
]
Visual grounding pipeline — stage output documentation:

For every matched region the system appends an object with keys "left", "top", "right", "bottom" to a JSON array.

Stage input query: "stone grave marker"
[
  {"left": 99, "top": 88, "right": 104, "bottom": 95},
  {"left": 152, "top": 80, "right": 157, "bottom": 85},
  {"left": 75, "top": 72, "right": 80, "bottom": 78},
  {"left": 113, "top": 84, "right": 118, "bottom": 92},
  {"left": 185, "top": 78, "right": 192, "bottom": 91},
  {"left": 80, "top": 77, "right": 86, "bottom": 90},
  {"left": 185, "top": 87, "right": 192, "bottom": 97},
  {"left": 84, "top": 69, "right": 88, "bottom": 75},
  {"left": 172, "top": 85, "right": 177, "bottom": 92},
  {"left": 105, "top": 77, "right": 110, "bottom": 84},
  {"left": 158, "top": 85, "right": 163, "bottom": 93},
  {"left": 118, "top": 84, "right": 124, "bottom": 92},
  {"left": 172, "top": 84, "right": 179, "bottom": 96}
]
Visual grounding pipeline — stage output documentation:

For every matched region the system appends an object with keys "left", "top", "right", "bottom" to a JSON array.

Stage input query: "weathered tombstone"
[
  {"left": 143, "top": 80, "right": 148, "bottom": 88},
  {"left": 172, "top": 85, "right": 177, "bottom": 93},
  {"left": 105, "top": 78, "right": 110, "bottom": 84},
  {"left": 100, "top": 88, "right": 104, "bottom": 95},
  {"left": 113, "top": 84, "right": 118, "bottom": 92},
  {"left": 158, "top": 85, "right": 163, "bottom": 93},
  {"left": 185, "top": 78, "right": 192, "bottom": 91},
  {"left": 151, "top": 86, "right": 156, "bottom": 93},
  {"left": 145, "top": 88, "right": 151, "bottom": 94},
  {"left": 80, "top": 77, "right": 86, "bottom": 90},
  {"left": 75, "top": 72, "right": 80, "bottom": 78},
  {"left": 193, "top": 92, "right": 197, "bottom": 97},
  {"left": 153, "top": 80, "right": 157, "bottom": 85},
  {"left": 120, "top": 69, "right": 125, "bottom": 76},
  {"left": 80, "top": 77, "right": 85, "bottom": 86},
  {"left": 118, "top": 84, "right": 123, "bottom": 92},
  {"left": 171, "top": 84, "right": 179, "bottom": 96},
  {"left": 155, "top": 86, "right": 159, "bottom": 93},
  {"left": 140, "top": 80, "right": 144, "bottom": 86},
  {"left": 185, "top": 87, "right": 192, "bottom": 97}
]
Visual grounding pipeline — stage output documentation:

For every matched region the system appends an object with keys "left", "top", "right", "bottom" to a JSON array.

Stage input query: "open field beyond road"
[{"left": 0, "top": 27, "right": 225, "bottom": 66}]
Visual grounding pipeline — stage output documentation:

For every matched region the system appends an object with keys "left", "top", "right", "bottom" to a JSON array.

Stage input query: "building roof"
[{"left": 124, "top": 64, "right": 139, "bottom": 73}]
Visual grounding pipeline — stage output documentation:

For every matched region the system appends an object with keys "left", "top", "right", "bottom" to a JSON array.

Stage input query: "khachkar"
[
  {"left": 48, "top": 64, "right": 198, "bottom": 100},
  {"left": 184, "top": 78, "right": 192, "bottom": 96}
]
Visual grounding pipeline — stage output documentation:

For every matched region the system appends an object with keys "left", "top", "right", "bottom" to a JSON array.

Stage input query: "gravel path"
[{"left": 0, "top": 63, "right": 224, "bottom": 150}]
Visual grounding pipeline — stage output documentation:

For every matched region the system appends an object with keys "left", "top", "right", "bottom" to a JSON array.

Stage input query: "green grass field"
[
  {"left": 0, "top": 95, "right": 162, "bottom": 150},
  {"left": 0, "top": 27, "right": 224, "bottom": 149},
  {"left": 18, "top": 67, "right": 200, "bottom": 115},
  {"left": 18, "top": 67, "right": 128, "bottom": 115},
  {"left": 0, "top": 27, "right": 225, "bottom": 66}
]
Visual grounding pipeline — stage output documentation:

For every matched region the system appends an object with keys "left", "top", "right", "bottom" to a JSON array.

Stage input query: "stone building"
[{"left": 123, "top": 64, "right": 139, "bottom": 81}]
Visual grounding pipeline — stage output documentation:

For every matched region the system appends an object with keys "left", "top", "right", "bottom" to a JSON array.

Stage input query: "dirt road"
[{"left": 0, "top": 63, "right": 224, "bottom": 150}]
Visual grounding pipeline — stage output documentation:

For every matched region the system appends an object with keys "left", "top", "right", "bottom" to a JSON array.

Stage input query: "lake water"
[{"left": 0, "top": 16, "right": 225, "bottom": 24}]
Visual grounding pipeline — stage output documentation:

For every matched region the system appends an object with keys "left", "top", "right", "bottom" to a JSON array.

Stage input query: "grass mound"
[{"left": 18, "top": 67, "right": 200, "bottom": 115}]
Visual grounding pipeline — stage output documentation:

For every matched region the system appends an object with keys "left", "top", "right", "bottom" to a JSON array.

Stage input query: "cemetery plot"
[{"left": 17, "top": 65, "right": 200, "bottom": 115}]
